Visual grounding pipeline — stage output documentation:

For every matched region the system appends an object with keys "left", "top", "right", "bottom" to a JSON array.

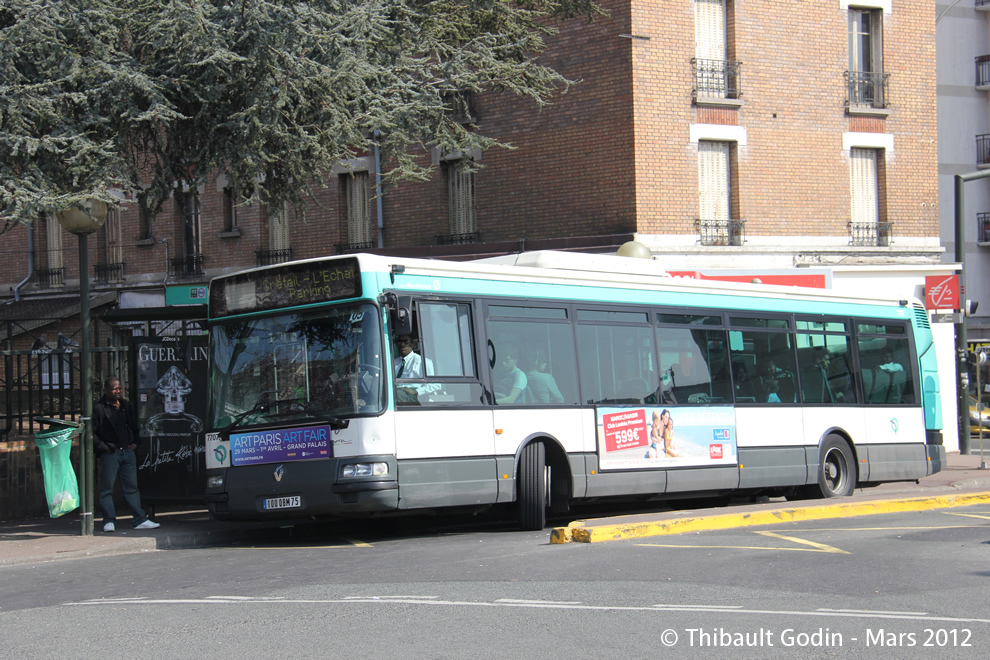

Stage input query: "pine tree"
[{"left": 0, "top": 0, "right": 603, "bottom": 233}]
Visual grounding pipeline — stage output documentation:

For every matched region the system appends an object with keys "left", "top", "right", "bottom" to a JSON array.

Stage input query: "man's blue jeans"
[{"left": 98, "top": 448, "right": 149, "bottom": 527}]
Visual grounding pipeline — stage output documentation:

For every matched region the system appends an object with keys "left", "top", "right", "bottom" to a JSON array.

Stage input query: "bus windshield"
[{"left": 209, "top": 302, "right": 384, "bottom": 429}]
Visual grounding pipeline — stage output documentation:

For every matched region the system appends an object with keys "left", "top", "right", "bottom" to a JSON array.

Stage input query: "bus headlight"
[
  {"left": 207, "top": 475, "right": 225, "bottom": 489},
  {"left": 341, "top": 462, "right": 389, "bottom": 478}
]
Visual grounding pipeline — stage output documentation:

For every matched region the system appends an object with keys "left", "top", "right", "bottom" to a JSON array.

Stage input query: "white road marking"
[{"left": 63, "top": 596, "right": 990, "bottom": 625}]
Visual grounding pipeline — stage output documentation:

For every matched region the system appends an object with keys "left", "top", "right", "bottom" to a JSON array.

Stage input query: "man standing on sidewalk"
[{"left": 92, "top": 377, "right": 160, "bottom": 533}]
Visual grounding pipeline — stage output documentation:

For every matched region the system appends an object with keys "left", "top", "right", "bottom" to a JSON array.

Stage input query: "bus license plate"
[{"left": 263, "top": 496, "right": 301, "bottom": 510}]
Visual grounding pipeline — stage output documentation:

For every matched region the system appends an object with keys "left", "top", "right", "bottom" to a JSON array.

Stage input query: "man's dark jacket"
[{"left": 92, "top": 395, "right": 141, "bottom": 455}]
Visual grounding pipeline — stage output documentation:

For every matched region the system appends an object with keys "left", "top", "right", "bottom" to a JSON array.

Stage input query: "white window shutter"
[
  {"left": 269, "top": 202, "right": 290, "bottom": 251},
  {"left": 695, "top": 0, "right": 726, "bottom": 61},
  {"left": 698, "top": 141, "right": 730, "bottom": 221},
  {"left": 345, "top": 172, "right": 372, "bottom": 244},
  {"left": 850, "top": 148, "right": 878, "bottom": 224},
  {"left": 45, "top": 213, "right": 63, "bottom": 271},
  {"left": 448, "top": 162, "right": 477, "bottom": 235}
]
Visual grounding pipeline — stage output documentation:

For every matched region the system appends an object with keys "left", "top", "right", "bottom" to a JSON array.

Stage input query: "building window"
[
  {"left": 269, "top": 202, "right": 290, "bottom": 253},
  {"left": 95, "top": 207, "right": 124, "bottom": 283},
  {"left": 222, "top": 188, "right": 240, "bottom": 234},
  {"left": 137, "top": 192, "right": 154, "bottom": 241},
  {"left": 170, "top": 190, "right": 204, "bottom": 276},
  {"left": 693, "top": 0, "right": 740, "bottom": 100},
  {"left": 40, "top": 213, "right": 64, "bottom": 288},
  {"left": 345, "top": 171, "right": 373, "bottom": 249},
  {"left": 696, "top": 141, "right": 743, "bottom": 246},
  {"left": 442, "top": 159, "right": 478, "bottom": 244},
  {"left": 849, "top": 147, "right": 890, "bottom": 246},
  {"left": 847, "top": 8, "right": 887, "bottom": 108},
  {"left": 182, "top": 191, "right": 202, "bottom": 258},
  {"left": 257, "top": 203, "right": 293, "bottom": 265}
]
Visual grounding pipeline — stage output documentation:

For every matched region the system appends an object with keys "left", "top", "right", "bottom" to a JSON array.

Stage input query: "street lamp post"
[{"left": 56, "top": 199, "right": 107, "bottom": 536}]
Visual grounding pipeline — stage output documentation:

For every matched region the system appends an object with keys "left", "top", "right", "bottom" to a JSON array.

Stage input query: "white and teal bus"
[{"left": 203, "top": 251, "right": 945, "bottom": 530}]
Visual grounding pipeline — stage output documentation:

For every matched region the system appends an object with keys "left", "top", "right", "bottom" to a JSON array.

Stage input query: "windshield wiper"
[
  {"left": 221, "top": 397, "right": 350, "bottom": 435},
  {"left": 220, "top": 397, "right": 305, "bottom": 435}
]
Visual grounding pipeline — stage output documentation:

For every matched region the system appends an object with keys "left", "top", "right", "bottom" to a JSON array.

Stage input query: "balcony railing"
[
  {"left": 978, "top": 0, "right": 990, "bottom": 9},
  {"left": 170, "top": 254, "right": 204, "bottom": 277},
  {"left": 977, "top": 55, "right": 990, "bottom": 87},
  {"left": 692, "top": 58, "right": 742, "bottom": 100},
  {"left": 979, "top": 213, "right": 990, "bottom": 243},
  {"left": 436, "top": 232, "right": 480, "bottom": 245},
  {"left": 845, "top": 71, "right": 890, "bottom": 109},
  {"left": 335, "top": 241, "right": 374, "bottom": 254},
  {"left": 848, "top": 222, "right": 892, "bottom": 247},
  {"left": 37, "top": 268, "right": 64, "bottom": 288},
  {"left": 94, "top": 262, "right": 125, "bottom": 284},
  {"left": 978, "top": 134, "right": 990, "bottom": 166},
  {"left": 696, "top": 219, "right": 745, "bottom": 247},
  {"left": 255, "top": 248, "right": 294, "bottom": 267}
]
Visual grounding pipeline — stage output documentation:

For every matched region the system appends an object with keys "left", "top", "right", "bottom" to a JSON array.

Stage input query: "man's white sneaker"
[
  {"left": 103, "top": 522, "right": 115, "bottom": 533},
  {"left": 134, "top": 520, "right": 160, "bottom": 530}
]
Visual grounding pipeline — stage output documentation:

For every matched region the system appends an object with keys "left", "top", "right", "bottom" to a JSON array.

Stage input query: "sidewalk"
[{"left": 3, "top": 452, "right": 990, "bottom": 566}]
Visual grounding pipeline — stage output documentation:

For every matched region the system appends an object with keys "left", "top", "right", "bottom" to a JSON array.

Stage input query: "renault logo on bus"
[{"left": 274, "top": 465, "right": 284, "bottom": 482}]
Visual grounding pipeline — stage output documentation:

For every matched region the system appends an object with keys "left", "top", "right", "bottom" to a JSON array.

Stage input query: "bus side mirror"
[
  {"left": 378, "top": 293, "right": 413, "bottom": 336},
  {"left": 394, "top": 295, "right": 413, "bottom": 336}
]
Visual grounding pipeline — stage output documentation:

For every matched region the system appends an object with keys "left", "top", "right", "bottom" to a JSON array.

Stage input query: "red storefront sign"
[{"left": 925, "top": 275, "right": 959, "bottom": 310}]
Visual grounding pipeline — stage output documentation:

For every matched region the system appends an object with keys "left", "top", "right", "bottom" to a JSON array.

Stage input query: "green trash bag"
[{"left": 35, "top": 427, "right": 80, "bottom": 518}]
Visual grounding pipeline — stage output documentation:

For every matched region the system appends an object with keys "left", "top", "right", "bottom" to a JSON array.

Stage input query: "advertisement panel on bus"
[{"left": 596, "top": 406, "right": 738, "bottom": 470}]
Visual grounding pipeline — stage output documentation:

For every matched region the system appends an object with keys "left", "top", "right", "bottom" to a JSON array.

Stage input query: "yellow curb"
[{"left": 549, "top": 491, "right": 990, "bottom": 544}]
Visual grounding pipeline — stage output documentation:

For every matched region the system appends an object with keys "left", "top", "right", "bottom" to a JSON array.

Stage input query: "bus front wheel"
[
  {"left": 518, "top": 442, "right": 547, "bottom": 531},
  {"left": 813, "top": 435, "right": 856, "bottom": 498}
]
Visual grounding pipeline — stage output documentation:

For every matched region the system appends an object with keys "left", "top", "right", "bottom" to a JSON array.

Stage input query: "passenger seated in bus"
[
  {"left": 393, "top": 334, "right": 440, "bottom": 403},
  {"left": 733, "top": 362, "right": 756, "bottom": 401},
  {"left": 765, "top": 378, "right": 781, "bottom": 403},
  {"left": 495, "top": 346, "right": 528, "bottom": 404},
  {"left": 659, "top": 363, "right": 679, "bottom": 403},
  {"left": 526, "top": 349, "right": 564, "bottom": 404},
  {"left": 878, "top": 349, "right": 903, "bottom": 374}
]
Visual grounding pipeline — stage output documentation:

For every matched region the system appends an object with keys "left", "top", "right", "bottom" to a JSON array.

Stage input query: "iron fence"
[
  {"left": 692, "top": 58, "right": 742, "bottom": 99},
  {"left": 255, "top": 248, "right": 294, "bottom": 267},
  {"left": 436, "top": 232, "right": 480, "bottom": 245},
  {"left": 335, "top": 241, "right": 374, "bottom": 254},
  {"left": 37, "top": 268, "right": 64, "bottom": 289},
  {"left": 696, "top": 219, "right": 745, "bottom": 246},
  {"left": 1, "top": 346, "right": 129, "bottom": 438},
  {"left": 170, "top": 254, "right": 205, "bottom": 277},
  {"left": 979, "top": 213, "right": 990, "bottom": 243},
  {"left": 94, "top": 262, "right": 125, "bottom": 283},
  {"left": 845, "top": 71, "right": 890, "bottom": 109},
  {"left": 848, "top": 222, "right": 892, "bottom": 247}
]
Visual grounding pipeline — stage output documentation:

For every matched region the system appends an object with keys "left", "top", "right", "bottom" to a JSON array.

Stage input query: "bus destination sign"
[{"left": 210, "top": 258, "right": 361, "bottom": 317}]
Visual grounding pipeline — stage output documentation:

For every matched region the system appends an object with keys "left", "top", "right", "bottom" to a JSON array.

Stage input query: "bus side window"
[{"left": 398, "top": 302, "right": 482, "bottom": 405}]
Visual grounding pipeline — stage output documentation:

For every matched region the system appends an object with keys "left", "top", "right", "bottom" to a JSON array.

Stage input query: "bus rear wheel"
[
  {"left": 813, "top": 435, "right": 856, "bottom": 498},
  {"left": 518, "top": 442, "right": 547, "bottom": 531}
]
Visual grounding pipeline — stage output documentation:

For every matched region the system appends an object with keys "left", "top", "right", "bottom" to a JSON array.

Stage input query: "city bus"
[{"left": 203, "top": 251, "right": 945, "bottom": 530}]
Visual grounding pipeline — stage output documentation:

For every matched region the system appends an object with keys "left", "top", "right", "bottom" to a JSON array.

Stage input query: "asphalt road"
[{"left": 2, "top": 506, "right": 989, "bottom": 659}]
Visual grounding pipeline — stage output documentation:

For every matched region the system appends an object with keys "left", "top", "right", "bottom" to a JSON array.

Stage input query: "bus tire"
[
  {"left": 518, "top": 442, "right": 547, "bottom": 531},
  {"left": 813, "top": 434, "right": 856, "bottom": 498}
]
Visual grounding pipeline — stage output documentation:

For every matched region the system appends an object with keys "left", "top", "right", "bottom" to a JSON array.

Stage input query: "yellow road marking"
[
  {"left": 942, "top": 512, "right": 990, "bottom": 521},
  {"left": 636, "top": 542, "right": 837, "bottom": 553},
  {"left": 753, "top": 530, "right": 849, "bottom": 554},
  {"left": 237, "top": 538, "right": 372, "bottom": 550},
  {"left": 636, "top": 530, "right": 849, "bottom": 554}
]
